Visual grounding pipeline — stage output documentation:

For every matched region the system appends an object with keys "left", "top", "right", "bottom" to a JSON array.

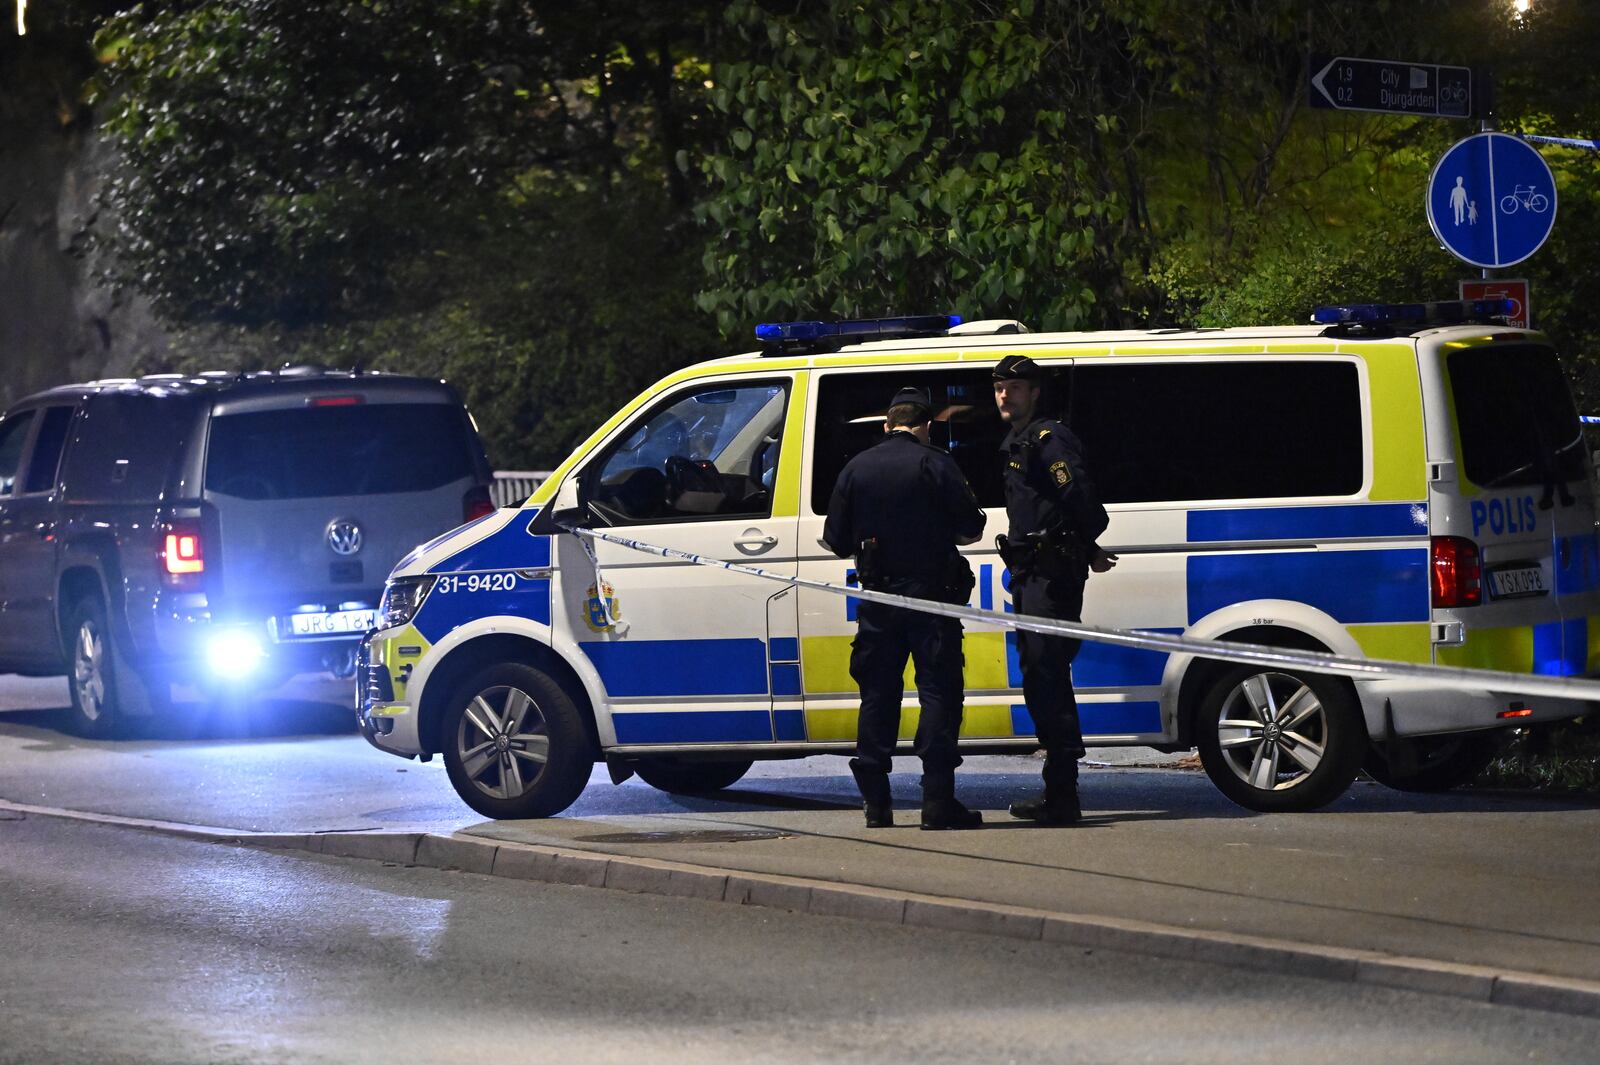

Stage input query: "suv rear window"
[
  {"left": 1448, "top": 344, "right": 1585, "bottom": 489},
  {"left": 205, "top": 404, "right": 476, "bottom": 499}
]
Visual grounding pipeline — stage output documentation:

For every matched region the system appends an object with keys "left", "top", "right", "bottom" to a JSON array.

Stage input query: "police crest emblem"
[{"left": 584, "top": 582, "right": 621, "bottom": 631}]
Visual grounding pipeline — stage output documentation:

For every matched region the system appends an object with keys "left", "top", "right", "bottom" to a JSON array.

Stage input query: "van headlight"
[{"left": 378, "top": 575, "right": 437, "bottom": 629}]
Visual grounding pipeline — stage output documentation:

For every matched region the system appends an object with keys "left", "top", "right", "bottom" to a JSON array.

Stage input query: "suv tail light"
[
  {"left": 163, "top": 522, "right": 206, "bottom": 585},
  {"left": 463, "top": 485, "right": 495, "bottom": 522},
  {"left": 1431, "top": 536, "right": 1482, "bottom": 608}
]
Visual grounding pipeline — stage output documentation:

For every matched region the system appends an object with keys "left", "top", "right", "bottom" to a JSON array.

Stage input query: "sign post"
[
  {"left": 1427, "top": 132, "right": 1557, "bottom": 269},
  {"left": 1309, "top": 55, "right": 1473, "bottom": 119},
  {"left": 1459, "top": 278, "right": 1530, "bottom": 328}
]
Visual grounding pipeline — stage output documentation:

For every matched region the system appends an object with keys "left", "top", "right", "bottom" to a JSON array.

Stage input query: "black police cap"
[
  {"left": 992, "top": 353, "right": 1045, "bottom": 381},
  {"left": 889, "top": 386, "right": 932, "bottom": 413}
]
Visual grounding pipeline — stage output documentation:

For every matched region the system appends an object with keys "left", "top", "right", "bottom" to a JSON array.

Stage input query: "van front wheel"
[
  {"left": 442, "top": 663, "right": 594, "bottom": 819},
  {"left": 1195, "top": 666, "right": 1365, "bottom": 812}
]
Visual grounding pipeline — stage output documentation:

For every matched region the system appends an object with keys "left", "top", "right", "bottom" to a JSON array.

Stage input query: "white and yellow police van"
[{"left": 358, "top": 304, "right": 1600, "bottom": 819}]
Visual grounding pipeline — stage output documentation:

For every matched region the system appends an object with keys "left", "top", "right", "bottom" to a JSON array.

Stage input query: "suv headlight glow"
[{"left": 378, "top": 575, "right": 437, "bottom": 629}]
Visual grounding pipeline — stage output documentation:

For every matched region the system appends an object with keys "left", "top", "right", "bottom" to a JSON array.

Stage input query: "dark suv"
[{"left": 0, "top": 368, "right": 494, "bottom": 736}]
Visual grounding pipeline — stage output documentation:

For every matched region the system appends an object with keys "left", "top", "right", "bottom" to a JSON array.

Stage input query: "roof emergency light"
[
  {"left": 755, "top": 314, "right": 963, "bottom": 347},
  {"left": 1311, "top": 299, "right": 1518, "bottom": 325}
]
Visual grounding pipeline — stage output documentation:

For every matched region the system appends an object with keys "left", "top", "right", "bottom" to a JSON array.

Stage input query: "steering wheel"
[{"left": 665, "top": 456, "right": 722, "bottom": 505}]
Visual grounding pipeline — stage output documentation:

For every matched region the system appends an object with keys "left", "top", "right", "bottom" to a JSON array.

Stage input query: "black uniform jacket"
[
  {"left": 822, "top": 431, "right": 985, "bottom": 579},
  {"left": 999, "top": 416, "right": 1109, "bottom": 545}
]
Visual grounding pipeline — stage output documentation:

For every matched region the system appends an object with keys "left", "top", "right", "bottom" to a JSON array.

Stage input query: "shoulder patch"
[{"left": 1049, "top": 459, "right": 1071, "bottom": 487}]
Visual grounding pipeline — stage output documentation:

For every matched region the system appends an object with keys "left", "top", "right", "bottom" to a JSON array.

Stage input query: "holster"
[
  {"left": 855, "top": 537, "right": 883, "bottom": 589},
  {"left": 941, "top": 554, "right": 976, "bottom": 605}
]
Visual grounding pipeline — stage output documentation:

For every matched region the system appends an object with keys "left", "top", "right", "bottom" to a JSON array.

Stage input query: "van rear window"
[
  {"left": 205, "top": 404, "right": 475, "bottom": 499},
  {"left": 1447, "top": 344, "right": 1584, "bottom": 489}
]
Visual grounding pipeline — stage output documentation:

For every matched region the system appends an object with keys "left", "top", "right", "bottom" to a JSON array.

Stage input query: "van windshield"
[
  {"left": 1448, "top": 344, "right": 1585, "bottom": 489},
  {"left": 205, "top": 404, "right": 475, "bottom": 499}
]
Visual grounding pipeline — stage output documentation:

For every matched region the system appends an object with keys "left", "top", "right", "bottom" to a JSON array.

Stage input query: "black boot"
[
  {"left": 1008, "top": 786, "right": 1081, "bottom": 825},
  {"left": 920, "top": 797, "right": 983, "bottom": 830},
  {"left": 849, "top": 760, "right": 893, "bottom": 828}
]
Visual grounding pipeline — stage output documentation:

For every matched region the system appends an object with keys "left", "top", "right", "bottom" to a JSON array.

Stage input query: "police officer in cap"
[
  {"left": 823, "top": 385, "right": 986, "bottom": 830},
  {"left": 993, "top": 354, "right": 1116, "bottom": 824}
]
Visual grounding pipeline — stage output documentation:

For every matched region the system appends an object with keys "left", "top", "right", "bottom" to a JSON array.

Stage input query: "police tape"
[{"left": 573, "top": 526, "right": 1600, "bottom": 704}]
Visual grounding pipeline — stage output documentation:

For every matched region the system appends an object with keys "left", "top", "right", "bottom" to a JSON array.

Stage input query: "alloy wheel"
[
  {"left": 72, "top": 619, "right": 107, "bottom": 723},
  {"left": 454, "top": 685, "right": 551, "bottom": 800},
  {"left": 1214, "top": 671, "right": 1328, "bottom": 792}
]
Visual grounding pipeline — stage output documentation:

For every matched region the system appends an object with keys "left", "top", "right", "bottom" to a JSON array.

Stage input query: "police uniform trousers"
[
  {"left": 848, "top": 581, "right": 965, "bottom": 800},
  {"left": 1012, "top": 570, "right": 1087, "bottom": 792}
]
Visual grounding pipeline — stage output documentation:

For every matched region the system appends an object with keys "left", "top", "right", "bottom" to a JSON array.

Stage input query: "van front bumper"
[{"left": 356, "top": 632, "right": 424, "bottom": 757}]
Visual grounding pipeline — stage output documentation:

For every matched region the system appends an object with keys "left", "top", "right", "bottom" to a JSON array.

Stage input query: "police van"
[{"left": 358, "top": 304, "right": 1600, "bottom": 818}]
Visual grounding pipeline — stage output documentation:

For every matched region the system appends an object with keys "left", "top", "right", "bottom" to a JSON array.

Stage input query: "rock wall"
[{"left": 0, "top": 27, "right": 167, "bottom": 409}]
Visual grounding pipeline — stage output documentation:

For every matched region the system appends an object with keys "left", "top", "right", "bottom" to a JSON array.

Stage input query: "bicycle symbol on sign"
[
  {"left": 1439, "top": 83, "right": 1468, "bottom": 106},
  {"left": 1499, "top": 184, "right": 1550, "bottom": 215}
]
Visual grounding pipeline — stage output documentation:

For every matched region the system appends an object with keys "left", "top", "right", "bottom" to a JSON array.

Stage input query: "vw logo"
[{"left": 326, "top": 519, "right": 363, "bottom": 556}]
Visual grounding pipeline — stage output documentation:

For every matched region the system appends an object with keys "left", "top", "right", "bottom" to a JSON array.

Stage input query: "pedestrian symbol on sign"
[{"left": 1449, "top": 177, "right": 1469, "bottom": 225}]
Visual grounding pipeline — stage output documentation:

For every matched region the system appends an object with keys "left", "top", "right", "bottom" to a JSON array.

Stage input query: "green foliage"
[
  {"left": 93, "top": 0, "right": 559, "bottom": 326},
  {"left": 696, "top": 0, "right": 1126, "bottom": 334}
]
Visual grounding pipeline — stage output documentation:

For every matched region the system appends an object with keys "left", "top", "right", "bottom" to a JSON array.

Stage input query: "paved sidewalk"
[{"left": 459, "top": 762, "right": 1600, "bottom": 985}]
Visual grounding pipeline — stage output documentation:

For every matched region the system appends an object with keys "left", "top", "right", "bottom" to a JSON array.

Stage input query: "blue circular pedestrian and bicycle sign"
[{"left": 1427, "top": 131, "right": 1557, "bottom": 268}]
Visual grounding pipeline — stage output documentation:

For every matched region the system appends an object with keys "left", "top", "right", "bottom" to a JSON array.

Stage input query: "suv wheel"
[
  {"left": 1195, "top": 665, "right": 1365, "bottom": 812},
  {"left": 442, "top": 663, "right": 594, "bottom": 819},
  {"left": 65, "top": 596, "right": 124, "bottom": 739},
  {"left": 634, "top": 758, "right": 754, "bottom": 795}
]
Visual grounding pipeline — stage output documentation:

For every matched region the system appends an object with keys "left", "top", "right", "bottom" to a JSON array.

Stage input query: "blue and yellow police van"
[{"left": 358, "top": 304, "right": 1600, "bottom": 818}]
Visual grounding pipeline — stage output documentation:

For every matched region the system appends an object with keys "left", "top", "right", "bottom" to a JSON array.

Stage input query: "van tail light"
[
  {"left": 163, "top": 523, "right": 206, "bottom": 584},
  {"left": 1431, "top": 536, "right": 1482, "bottom": 608},
  {"left": 463, "top": 486, "right": 496, "bottom": 522}
]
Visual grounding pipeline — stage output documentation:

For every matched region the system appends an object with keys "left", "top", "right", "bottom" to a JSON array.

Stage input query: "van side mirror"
[{"left": 527, "top": 477, "right": 588, "bottom": 534}]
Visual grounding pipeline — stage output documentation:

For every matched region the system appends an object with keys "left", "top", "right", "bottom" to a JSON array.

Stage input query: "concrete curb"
[{"left": 5, "top": 798, "right": 1598, "bottom": 1020}]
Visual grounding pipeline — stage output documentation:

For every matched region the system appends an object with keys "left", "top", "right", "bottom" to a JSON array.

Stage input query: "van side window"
[
  {"left": 587, "top": 381, "right": 789, "bottom": 525},
  {"left": 21, "top": 406, "right": 75, "bottom": 495},
  {"left": 1070, "top": 361, "right": 1363, "bottom": 503},
  {"left": 0, "top": 411, "right": 37, "bottom": 496},
  {"left": 812, "top": 368, "right": 1018, "bottom": 512}
]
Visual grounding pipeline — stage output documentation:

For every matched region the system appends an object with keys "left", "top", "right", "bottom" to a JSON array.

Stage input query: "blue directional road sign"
[{"left": 1427, "top": 132, "right": 1557, "bottom": 269}]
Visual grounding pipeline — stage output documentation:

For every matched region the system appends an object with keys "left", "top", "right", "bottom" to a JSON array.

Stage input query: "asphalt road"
[
  {"left": 3, "top": 814, "right": 1597, "bottom": 1065},
  {"left": 4, "top": 674, "right": 1600, "bottom": 985}
]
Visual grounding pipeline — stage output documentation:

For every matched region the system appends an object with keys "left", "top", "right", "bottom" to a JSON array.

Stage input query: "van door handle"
[{"left": 734, "top": 529, "right": 779, "bottom": 554}]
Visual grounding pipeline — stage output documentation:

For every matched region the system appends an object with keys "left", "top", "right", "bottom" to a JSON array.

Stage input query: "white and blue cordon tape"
[{"left": 574, "top": 526, "right": 1600, "bottom": 703}]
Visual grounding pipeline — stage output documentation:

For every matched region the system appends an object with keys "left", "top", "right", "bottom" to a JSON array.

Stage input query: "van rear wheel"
[
  {"left": 442, "top": 663, "right": 594, "bottom": 819},
  {"left": 633, "top": 758, "right": 754, "bottom": 795},
  {"left": 1195, "top": 665, "right": 1365, "bottom": 812}
]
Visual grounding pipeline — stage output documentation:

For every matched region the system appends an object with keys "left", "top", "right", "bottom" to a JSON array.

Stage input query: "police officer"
[
  {"left": 823, "top": 386, "right": 986, "bottom": 830},
  {"left": 993, "top": 354, "right": 1116, "bottom": 825}
]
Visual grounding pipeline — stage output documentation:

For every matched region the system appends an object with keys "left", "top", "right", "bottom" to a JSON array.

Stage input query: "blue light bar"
[
  {"left": 755, "top": 314, "right": 963, "bottom": 344},
  {"left": 1311, "top": 299, "right": 1518, "bottom": 325},
  {"left": 1581, "top": 416, "right": 1600, "bottom": 426}
]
